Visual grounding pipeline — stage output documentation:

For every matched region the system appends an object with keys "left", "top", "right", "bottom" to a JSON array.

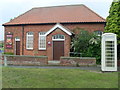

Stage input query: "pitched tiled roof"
[{"left": 3, "top": 4, "right": 105, "bottom": 25}]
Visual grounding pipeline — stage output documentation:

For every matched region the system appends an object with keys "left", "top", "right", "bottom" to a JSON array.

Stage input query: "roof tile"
[{"left": 3, "top": 4, "right": 105, "bottom": 25}]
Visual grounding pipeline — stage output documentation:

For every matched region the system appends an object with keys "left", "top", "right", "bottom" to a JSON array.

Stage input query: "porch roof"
[{"left": 45, "top": 23, "right": 73, "bottom": 36}]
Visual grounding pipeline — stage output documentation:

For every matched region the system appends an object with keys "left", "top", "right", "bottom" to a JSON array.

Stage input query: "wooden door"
[
  {"left": 16, "top": 41, "right": 20, "bottom": 55},
  {"left": 53, "top": 41, "right": 64, "bottom": 60}
]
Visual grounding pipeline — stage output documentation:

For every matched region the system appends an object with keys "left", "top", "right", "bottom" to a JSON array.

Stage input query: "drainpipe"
[{"left": 22, "top": 25, "right": 24, "bottom": 55}]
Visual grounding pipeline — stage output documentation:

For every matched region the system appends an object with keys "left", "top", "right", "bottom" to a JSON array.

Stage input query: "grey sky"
[{"left": 0, "top": 0, "right": 113, "bottom": 41}]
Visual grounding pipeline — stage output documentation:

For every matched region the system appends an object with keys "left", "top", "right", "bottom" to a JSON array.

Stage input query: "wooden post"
[
  {"left": 0, "top": 53, "right": 2, "bottom": 66},
  {"left": 4, "top": 55, "right": 7, "bottom": 66},
  {"left": 0, "top": 53, "right": 2, "bottom": 90}
]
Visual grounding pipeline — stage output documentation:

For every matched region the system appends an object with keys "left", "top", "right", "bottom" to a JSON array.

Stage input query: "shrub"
[
  {"left": 71, "top": 29, "right": 101, "bottom": 64},
  {"left": 4, "top": 52, "right": 14, "bottom": 55}
]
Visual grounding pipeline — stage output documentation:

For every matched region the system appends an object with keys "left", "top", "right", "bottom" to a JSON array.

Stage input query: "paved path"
[
  {"left": 3, "top": 65, "right": 120, "bottom": 71},
  {"left": 5, "top": 65, "right": 101, "bottom": 71}
]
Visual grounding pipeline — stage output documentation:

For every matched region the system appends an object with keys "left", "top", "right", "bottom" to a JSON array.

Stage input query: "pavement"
[
  {"left": 4, "top": 65, "right": 101, "bottom": 71},
  {"left": 3, "top": 65, "right": 120, "bottom": 72}
]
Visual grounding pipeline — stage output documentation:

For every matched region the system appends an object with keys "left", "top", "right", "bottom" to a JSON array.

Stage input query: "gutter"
[
  {"left": 22, "top": 25, "right": 24, "bottom": 55},
  {"left": 2, "top": 22, "right": 106, "bottom": 26}
]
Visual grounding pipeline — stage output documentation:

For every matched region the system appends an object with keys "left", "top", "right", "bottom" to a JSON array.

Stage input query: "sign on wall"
[{"left": 6, "top": 32, "right": 13, "bottom": 49}]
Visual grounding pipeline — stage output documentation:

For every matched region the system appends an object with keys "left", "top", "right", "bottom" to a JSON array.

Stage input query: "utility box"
[{"left": 101, "top": 33, "right": 117, "bottom": 71}]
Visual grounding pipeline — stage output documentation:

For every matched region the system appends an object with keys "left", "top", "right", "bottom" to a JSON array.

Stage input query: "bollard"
[
  {"left": 4, "top": 56, "right": 7, "bottom": 67},
  {"left": 0, "top": 53, "right": 2, "bottom": 90}
]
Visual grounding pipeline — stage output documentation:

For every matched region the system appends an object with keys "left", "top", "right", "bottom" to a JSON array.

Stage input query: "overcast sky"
[{"left": 0, "top": 0, "right": 113, "bottom": 41}]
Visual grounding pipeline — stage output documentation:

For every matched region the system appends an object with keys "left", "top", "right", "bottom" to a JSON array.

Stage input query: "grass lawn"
[{"left": 2, "top": 67, "right": 118, "bottom": 88}]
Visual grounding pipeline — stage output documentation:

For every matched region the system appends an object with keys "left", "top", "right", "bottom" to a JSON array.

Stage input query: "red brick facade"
[
  {"left": 4, "top": 23, "right": 105, "bottom": 60},
  {"left": 47, "top": 28, "right": 71, "bottom": 60},
  {"left": 64, "top": 23, "right": 105, "bottom": 33},
  {"left": 5, "top": 26, "right": 23, "bottom": 55}
]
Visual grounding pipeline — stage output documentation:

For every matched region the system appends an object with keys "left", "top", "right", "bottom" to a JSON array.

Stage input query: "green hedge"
[{"left": 4, "top": 52, "right": 14, "bottom": 55}]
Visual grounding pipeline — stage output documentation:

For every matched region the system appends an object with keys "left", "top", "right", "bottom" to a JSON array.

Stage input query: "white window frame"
[
  {"left": 39, "top": 32, "right": 46, "bottom": 50},
  {"left": 15, "top": 37, "right": 20, "bottom": 41},
  {"left": 26, "top": 32, "right": 34, "bottom": 50},
  {"left": 52, "top": 34, "right": 65, "bottom": 41}
]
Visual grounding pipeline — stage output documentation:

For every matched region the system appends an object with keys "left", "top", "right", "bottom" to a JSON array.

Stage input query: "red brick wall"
[
  {"left": 118, "top": 60, "right": 120, "bottom": 67},
  {"left": 4, "top": 26, "right": 23, "bottom": 54},
  {"left": 23, "top": 24, "right": 54, "bottom": 56},
  {"left": 4, "top": 55, "right": 48, "bottom": 66},
  {"left": 60, "top": 57, "right": 96, "bottom": 66},
  {"left": 64, "top": 23, "right": 105, "bottom": 33},
  {"left": 47, "top": 28, "right": 71, "bottom": 60},
  {"left": 4, "top": 23, "right": 105, "bottom": 60}
]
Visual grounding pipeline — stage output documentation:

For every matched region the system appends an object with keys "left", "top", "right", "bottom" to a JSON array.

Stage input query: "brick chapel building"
[{"left": 3, "top": 4, "right": 106, "bottom": 61}]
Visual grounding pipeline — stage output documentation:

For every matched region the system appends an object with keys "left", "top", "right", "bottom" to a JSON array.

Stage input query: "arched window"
[
  {"left": 52, "top": 34, "right": 65, "bottom": 40},
  {"left": 15, "top": 37, "right": 20, "bottom": 41},
  {"left": 26, "top": 32, "right": 34, "bottom": 49},
  {"left": 94, "top": 30, "right": 103, "bottom": 36}
]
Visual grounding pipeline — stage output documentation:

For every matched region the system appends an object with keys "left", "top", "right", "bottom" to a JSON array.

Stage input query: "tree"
[
  {"left": 105, "top": 0, "right": 120, "bottom": 40},
  {"left": 71, "top": 29, "right": 93, "bottom": 55},
  {"left": 71, "top": 29, "right": 101, "bottom": 64},
  {"left": 87, "top": 36, "right": 101, "bottom": 64},
  {"left": 105, "top": 0, "right": 120, "bottom": 60}
]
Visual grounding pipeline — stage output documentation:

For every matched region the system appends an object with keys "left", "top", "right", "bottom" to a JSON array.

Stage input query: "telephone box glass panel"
[{"left": 105, "top": 41, "right": 115, "bottom": 67}]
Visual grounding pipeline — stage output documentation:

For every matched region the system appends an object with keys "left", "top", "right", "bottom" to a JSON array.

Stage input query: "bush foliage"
[
  {"left": 105, "top": 0, "right": 120, "bottom": 60},
  {"left": 4, "top": 52, "right": 14, "bottom": 55},
  {"left": 71, "top": 29, "right": 101, "bottom": 64}
]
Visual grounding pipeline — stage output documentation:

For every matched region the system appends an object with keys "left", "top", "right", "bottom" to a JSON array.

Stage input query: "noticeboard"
[{"left": 6, "top": 32, "right": 13, "bottom": 49}]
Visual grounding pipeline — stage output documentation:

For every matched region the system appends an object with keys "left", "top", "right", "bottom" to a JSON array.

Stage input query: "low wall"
[
  {"left": 60, "top": 57, "right": 96, "bottom": 66},
  {"left": 3, "top": 55, "right": 48, "bottom": 66}
]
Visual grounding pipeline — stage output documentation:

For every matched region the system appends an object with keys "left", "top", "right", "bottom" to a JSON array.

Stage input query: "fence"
[
  {"left": 69, "top": 52, "right": 81, "bottom": 57},
  {"left": 2, "top": 55, "right": 48, "bottom": 66}
]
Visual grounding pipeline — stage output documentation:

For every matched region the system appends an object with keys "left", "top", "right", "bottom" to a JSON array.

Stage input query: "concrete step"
[{"left": 48, "top": 61, "right": 60, "bottom": 65}]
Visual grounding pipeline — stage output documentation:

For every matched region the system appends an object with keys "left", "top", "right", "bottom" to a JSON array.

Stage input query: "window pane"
[
  {"left": 28, "top": 32, "right": 33, "bottom": 35},
  {"left": 94, "top": 31, "right": 102, "bottom": 36},
  {"left": 53, "top": 34, "right": 65, "bottom": 39},
  {"left": 105, "top": 41, "right": 115, "bottom": 67},
  {"left": 26, "top": 32, "right": 33, "bottom": 49},
  {"left": 39, "top": 32, "right": 46, "bottom": 35},
  {"left": 39, "top": 32, "right": 46, "bottom": 49}
]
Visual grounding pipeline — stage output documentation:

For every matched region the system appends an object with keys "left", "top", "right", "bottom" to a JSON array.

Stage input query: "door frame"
[
  {"left": 15, "top": 37, "right": 20, "bottom": 55},
  {"left": 52, "top": 35, "right": 65, "bottom": 60}
]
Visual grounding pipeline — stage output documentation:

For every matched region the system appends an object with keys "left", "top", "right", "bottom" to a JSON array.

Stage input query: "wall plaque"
[{"left": 6, "top": 32, "right": 13, "bottom": 49}]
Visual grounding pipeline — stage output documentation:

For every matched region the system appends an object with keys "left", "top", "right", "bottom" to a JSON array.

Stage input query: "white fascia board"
[{"left": 45, "top": 24, "right": 72, "bottom": 36}]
